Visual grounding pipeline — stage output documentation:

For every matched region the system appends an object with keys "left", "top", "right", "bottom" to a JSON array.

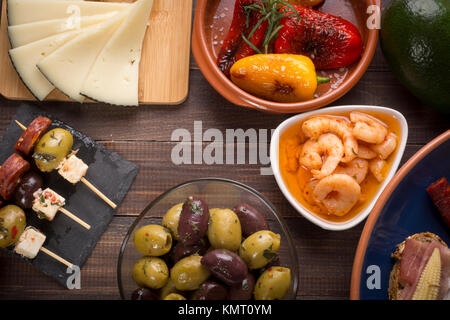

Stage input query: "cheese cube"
[
  {"left": 58, "top": 154, "right": 88, "bottom": 184},
  {"left": 32, "top": 188, "right": 66, "bottom": 221},
  {"left": 14, "top": 226, "right": 46, "bottom": 259}
]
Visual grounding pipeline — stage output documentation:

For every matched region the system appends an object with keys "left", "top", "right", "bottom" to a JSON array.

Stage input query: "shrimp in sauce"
[{"left": 279, "top": 110, "right": 401, "bottom": 222}]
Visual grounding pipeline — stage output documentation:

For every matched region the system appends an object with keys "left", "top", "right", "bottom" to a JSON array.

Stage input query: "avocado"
[{"left": 381, "top": 0, "right": 450, "bottom": 113}]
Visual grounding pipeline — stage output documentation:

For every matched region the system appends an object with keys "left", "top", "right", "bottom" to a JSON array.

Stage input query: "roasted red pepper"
[
  {"left": 217, "top": 0, "right": 268, "bottom": 76},
  {"left": 274, "top": 5, "right": 363, "bottom": 69}
]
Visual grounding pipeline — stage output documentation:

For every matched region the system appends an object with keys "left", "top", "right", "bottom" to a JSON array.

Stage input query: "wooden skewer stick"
[
  {"left": 40, "top": 247, "right": 73, "bottom": 269},
  {"left": 15, "top": 120, "right": 26, "bottom": 130},
  {"left": 80, "top": 177, "right": 117, "bottom": 209},
  {"left": 15, "top": 120, "right": 117, "bottom": 209},
  {"left": 0, "top": 164, "right": 91, "bottom": 230},
  {"left": 59, "top": 207, "right": 91, "bottom": 230}
]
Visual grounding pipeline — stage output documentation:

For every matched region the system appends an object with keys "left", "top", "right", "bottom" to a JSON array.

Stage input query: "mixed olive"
[
  {"left": 131, "top": 197, "right": 292, "bottom": 300},
  {"left": 33, "top": 128, "right": 73, "bottom": 172},
  {"left": 0, "top": 205, "right": 26, "bottom": 248}
]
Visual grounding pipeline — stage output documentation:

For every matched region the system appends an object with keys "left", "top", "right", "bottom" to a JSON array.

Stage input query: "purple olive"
[
  {"left": 177, "top": 197, "right": 209, "bottom": 246},
  {"left": 228, "top": 273, "right": 255, "bottom": 300},
  {"left": 131, "top": 288, "right": 158, "bottom": 300},
  {"left": 171, "top": 238, "right": 209, "bottom": 263},
  {"left": 233, "top": 203, "right": 269, "bottom": 237},
  {"left": 192, "top": 280, "right": 228, "bottom": 300},
  {"left": 13, "top": 171, "right": 43, "bottom": 209},
  {"left": 201, "top": 249, "right": 248, "bottom": 286}
]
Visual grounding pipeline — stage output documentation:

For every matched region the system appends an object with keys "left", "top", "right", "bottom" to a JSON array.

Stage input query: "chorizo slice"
[
  {"left": 14, "top": 117, "right": 52, "bottom": 156},
  {"left": 0, "top": 154, "right": 30, "bottom": 200}
]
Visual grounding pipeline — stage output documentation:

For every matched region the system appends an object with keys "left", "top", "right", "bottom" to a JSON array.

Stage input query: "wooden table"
[{"left": 0, "top": 0, "right": 449, "bottom": 300}]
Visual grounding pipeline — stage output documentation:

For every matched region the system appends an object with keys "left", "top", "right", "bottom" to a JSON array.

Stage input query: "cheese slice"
[
  {"left": 81, "top": 0, "right": 154, "bottom": 106},
  {"left": 8, "top": 12, "right": 118, "bottom": 48},
  {"left": 7, "top": 0, "right": 130, "bottom": 25},
  {"left": 9, "top": 26, "right": 90, "bottom": 100},
  {"left": 37, "top": 10, "right": 129, "bottom": 102}
]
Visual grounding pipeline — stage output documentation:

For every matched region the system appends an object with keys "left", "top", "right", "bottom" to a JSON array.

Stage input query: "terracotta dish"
[{"left": 192, "top": 0, "right": 380, "bottom": 113}]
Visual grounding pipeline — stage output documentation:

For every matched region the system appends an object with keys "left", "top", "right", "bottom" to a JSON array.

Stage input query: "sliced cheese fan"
[
  {"left": 9, "top": 27, "right": 87, "bottom": 100},
  {"left": 37, "top": 9, "right": 130, "bottom": 102},
  {"left": 7, "top": 0, "right": 131, "bottom": 25},
  {"left": 8, "top": 11, "right": 119, "bottom": 48},
  {"left": 81, "top": 0, "right": 154, "bottom": 106}
]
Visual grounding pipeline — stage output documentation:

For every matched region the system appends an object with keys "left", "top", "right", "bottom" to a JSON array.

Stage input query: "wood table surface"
[{"left": 0, "top": 0, "right": 449, "bottom": 300}]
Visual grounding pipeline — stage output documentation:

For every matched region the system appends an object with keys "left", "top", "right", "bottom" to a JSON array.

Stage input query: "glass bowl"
[{"left": 117, "top": 178, "right": 299, "bottom": 300}]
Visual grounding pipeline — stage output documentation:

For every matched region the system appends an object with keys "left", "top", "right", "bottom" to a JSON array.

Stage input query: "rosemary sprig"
[{"left": 242, "top": 0, "right": 300, "bottom": 54}]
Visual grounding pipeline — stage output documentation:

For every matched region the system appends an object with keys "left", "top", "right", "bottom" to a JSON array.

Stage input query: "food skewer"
[
  {"left": 0, "top": 205, "right": 73, "bottom": 268},
  {"left": 15, "top": 226, "right": 73, "bottom": 268},
  {"left": 0, "top": 154, "right": 91, "bottom": 230},
  {"left": 15, "top": 119, "right": 117, "bottom": 209}
]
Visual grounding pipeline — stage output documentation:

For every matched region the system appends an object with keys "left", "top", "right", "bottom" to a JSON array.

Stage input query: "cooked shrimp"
[
  {"left": 370, "top": 132, "right": 397, "bottom": 160},
  {"left": 350, "top": 112, "right": 388, "bottom": 144},
  {"left": 303, "top": 179, "right": 319, "bottom": 205},
  {"left": 356, "top": 144, "right": 377, "bottom": 160},
  {"left": 302, "top": 116, "right": 358, "bottom": 163},
  {"left": 313, "top": 174, "right": 361, "bottom": 216},
  {"left": 299, "top": 139, "right": 322, "bottom": 170},
  {"left": 285, "top": 137, "right": 302, "bottom": 172},
  {"left": 334, "top": 158, "right": 369, "bottom": 184},
  {"left": 310, "top": 134, "right": 344, "bottom": 179},
  {"left": 369, "top": 159, "right": 387, "bottom": 182}
]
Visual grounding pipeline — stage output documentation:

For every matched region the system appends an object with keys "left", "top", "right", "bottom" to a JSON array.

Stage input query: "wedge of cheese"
[
  {"left": 37, "top": 10, "right": 129, "bottom": 102},
  {"left": 7, "top": 0, "right": 130, "bottom": 25},
  {"left": 8, "top": 11, "right": 118, "bottom": 48},
  {"left": 9, "top": 26, "right": 89, "bottom": 100},
  {"left": 81, "top": 0, "right": 153, "bottom": 106}
]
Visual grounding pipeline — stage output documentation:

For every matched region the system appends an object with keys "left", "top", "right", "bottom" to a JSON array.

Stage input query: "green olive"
[
  {"left": 239, "top": 230, "right": 280, "bottom": 269},
  {"left": 170, "top": 255, "right": 210, "bottom": 291},
  {"left": 254, "top": 267, "right": 291, "bottom": 300},
  {"left": 134, "top": 224, "right": 172, "bottom": 256},
  {"left": 162, "top": 203, "right": 183, "bottom": 240},
  {"left": 33, "top": 128, "right": 73, "bottom": 172},
  {"left": 207, "top": 208, "right": 242, "bottom": 251},
  {"left": 132, "top": 257, "right": 169, "bottom": 289},
  {"left": 0, "top": 205, "right": 26, "bottom": 248},
  {"left": 163, "top": 293, "right": 186, "bottom": 300},
  {"left": 159, "top": 278, "right": 179, "bottom": 299}
]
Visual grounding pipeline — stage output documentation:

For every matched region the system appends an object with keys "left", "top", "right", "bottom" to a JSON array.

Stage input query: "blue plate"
[{"left": 350, "top": 130, "right": 450, "bottom": 300}]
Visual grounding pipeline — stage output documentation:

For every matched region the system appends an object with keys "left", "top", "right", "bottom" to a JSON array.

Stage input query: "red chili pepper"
[
  {"left": 11, "top": 225, "right": 17, "bottom": 239},
  {"left": 217, "top": 0, "right": 268, "bottom": 76},
  {"left": 274, "top": 5, "right": 363, "bottom": 70}
]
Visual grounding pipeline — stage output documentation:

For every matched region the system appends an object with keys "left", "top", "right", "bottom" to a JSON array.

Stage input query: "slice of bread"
[{"left": 388, "top": 232, "right": 447, "bottom": 300}]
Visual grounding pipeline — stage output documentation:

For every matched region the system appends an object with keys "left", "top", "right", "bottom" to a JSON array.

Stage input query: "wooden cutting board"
[{"left": 0, "top": 0, "right": 192, "bottom": 105}]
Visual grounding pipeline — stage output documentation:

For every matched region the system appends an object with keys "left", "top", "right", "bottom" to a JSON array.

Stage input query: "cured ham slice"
[{"left": 398, "top": 238, "right": 450, "bottom": 300}]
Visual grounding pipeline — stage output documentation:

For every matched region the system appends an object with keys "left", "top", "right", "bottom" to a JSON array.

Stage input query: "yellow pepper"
[{"left": 230, "top": 54, "right": 326, "bottom": 103}]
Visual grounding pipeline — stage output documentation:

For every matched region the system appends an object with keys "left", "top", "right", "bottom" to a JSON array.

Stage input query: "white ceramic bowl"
[{"left": 270, "top": 105, "right": 408, "bottom": 231}]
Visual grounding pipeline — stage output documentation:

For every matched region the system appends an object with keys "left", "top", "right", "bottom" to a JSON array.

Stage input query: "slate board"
[{"left": 0, "top": 103, "right": 139, "bottom": 287}]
